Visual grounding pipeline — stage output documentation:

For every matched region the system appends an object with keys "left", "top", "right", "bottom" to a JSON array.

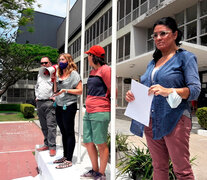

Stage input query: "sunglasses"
[
  {"left": 40, "top": 62, "right": 49, "bottom": 65},
  {"left": 151, "top": 31, "right": 171, "bottom": 39}
]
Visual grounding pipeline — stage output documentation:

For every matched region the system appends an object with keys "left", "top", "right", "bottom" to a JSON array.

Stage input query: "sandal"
[
  {"left": 53, "top": 157, "right": 67, "bottom": 164},
  {"left": 55, "top": 161, "right": 72, "bottom": 169}
]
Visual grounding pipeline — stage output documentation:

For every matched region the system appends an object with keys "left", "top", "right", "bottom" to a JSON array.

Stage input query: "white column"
[
  {"left": 64, "top": 0, "right": 70, "bottom": 53},
  {"left": 111, "top": 0, "right": 117, "bottom": 179},
  {"left": 197, "top": 2, "right": 201, "bottom": 45},
  {"left": 77, "top": 0, "right": 86, "bottom": 164}
]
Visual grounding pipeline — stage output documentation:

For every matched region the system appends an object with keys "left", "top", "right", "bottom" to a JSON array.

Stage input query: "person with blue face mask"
[{"left": 53, "top": 53, "right": 82, "bottom": 169}]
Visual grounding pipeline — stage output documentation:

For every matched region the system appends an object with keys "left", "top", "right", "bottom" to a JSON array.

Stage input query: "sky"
[{"left": 33, "top": 0, "right": 77, "bottom": 17}]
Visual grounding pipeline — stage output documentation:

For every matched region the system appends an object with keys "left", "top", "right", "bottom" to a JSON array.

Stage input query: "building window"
[
  {"left": 119, "top": 0, "right": 125, "bottom": 20},
  {"left": 20, "top": 89, "right": 26, "bottom": 97},
  {"left": 133, "top": 0, "right": 139, "bottom": 10},
  {"left": 126, "top": 0, "right": 131, "bottom": 15},
  {"left": 108, "top": 44, "right": 111, "bottom": 64},
  {"left": 86, "top": 30, "right": 89, "bottom": 45},
  {"left": 179, "top": 26, "right": 184, "bottom": 41},
  {"left": 96, "top": 20, "right": 99, "bottom": 37},
  {"left": 69, "top": 45, "right": 72, "bottom": 54},
  {"left": 103, "top": 44, "right": 112, "bottom": 65},
  {"left": 118, "top": 37, "right": 124, "bottom": 62},
  {"left": 147, "top": 28, "right": 154, "bottom": 51},
  {"left": 7, "top": 89, "right": 13, "bottom": 97},
  {"left": 104, "top": 12, "right": 108, "bottom": 31},
  {"left": 117, "top": 33, "right": 130, "bottom": 62},
  {"left": 148, "top": 28, "right": 153, "bottom": 39},
  {"left": 175, "top": 11, "right": 184, "bottom": 26},
  {"left": 92, "top": 24, "right": 95, "bottom": 41},
  {"left": 83, "top": 84, "right": 87, "bottom": 103},
  {"left": 89, "top": 27, "right": 92, "bottom": 42},
  {"left": 201, "top": 35, "right": 207, "bottom": 46},
  {"left": 200, "top": 0, "right": 207, "bottom": 17},
  {"left": 201, "top": 17, "right": 207, "bottom": 35},
  {"left": 186, "top": 5, "right": 197, "bottom": 23},
  {"left": 14, "top": 89, "right": 20, "bottom": 97},
  {"left": 76, "top": 61, "right": 80, "bottom": 73},
  {"left": 109, "top": 8, "right": 112, "bottom": 28},
  {"left": 27, "top": 89, "right": 34, "bottom": 99},
  {"left": 84, "top": 57, "right": 89, "bottom": 78},
  {"left": 100, "top": 16, "right": 104, "bottom": 34},
  {"left": 187, "top": 21, "right": 197, "bottom": 39},
  {"left": 125, "top": 33, "right": 130, "bottom": 58}
]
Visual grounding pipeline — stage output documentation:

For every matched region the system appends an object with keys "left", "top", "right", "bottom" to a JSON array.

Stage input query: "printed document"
[{"left": 124, "top": 79, "right": 154, "bottom": 127}]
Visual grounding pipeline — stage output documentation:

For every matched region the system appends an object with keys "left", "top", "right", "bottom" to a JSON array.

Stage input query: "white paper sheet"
[{"left": 124, "top": 79, "right": 154, "bottom": 127}]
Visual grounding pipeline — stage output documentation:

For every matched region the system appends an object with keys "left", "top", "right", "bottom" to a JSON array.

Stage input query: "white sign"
[{"left": 124, "top": 79, "right": 154, "bottom": 127}]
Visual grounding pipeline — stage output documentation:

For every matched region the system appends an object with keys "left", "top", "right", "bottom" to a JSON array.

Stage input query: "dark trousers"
[
  {"left": 37, "top": 100, "right": 57, "bottom": 149},
  {"left": 56, "top": 103, "right": 77, "bottom": 161}
]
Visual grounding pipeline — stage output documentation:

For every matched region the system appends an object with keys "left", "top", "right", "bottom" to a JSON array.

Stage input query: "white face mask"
[{"left": 166, "top": 89, "right": 182, "bottom": 108}]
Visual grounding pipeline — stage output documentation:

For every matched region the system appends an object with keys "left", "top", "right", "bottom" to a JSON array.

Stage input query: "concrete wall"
[
  {"left": 131, "top": 27, "right": 147, "bottom": 57},
  {"left": 57, "top": 0, "right": 110, "bottom": 49},
  {"left": 16, "top": 11, "right": 64, "bottom": 48}
]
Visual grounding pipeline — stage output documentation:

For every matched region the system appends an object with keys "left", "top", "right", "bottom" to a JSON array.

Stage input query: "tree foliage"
[
  {"left": 0, "top": 0, "right": 40, "bottom": 39},
  {"left": 0, "top": 39, "right": 59, "bottom": 97}
]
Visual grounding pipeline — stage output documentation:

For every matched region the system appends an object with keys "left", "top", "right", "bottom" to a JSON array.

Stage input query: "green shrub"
[
  {"left": 117, "top": 142, "right": 196, "bottom": 180},
  {"left": 0, "top": 104, "right": 20, "bottom": 111},
  {"left": 117, "top": 142, "right": 153, "bottom": 180},
  {"left": 20, "top": 104, "right": 35, "bottom": 118},
  {"left": 196, "top": 107, "right": 207, "bottom": 129},
  {"left": 107, "top": 132, "right": 129, "bottom": 152}
]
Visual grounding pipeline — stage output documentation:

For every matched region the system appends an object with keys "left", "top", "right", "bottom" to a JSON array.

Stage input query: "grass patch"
[{"left": 0, "top": 111, "right": 38, "bottom": 122}]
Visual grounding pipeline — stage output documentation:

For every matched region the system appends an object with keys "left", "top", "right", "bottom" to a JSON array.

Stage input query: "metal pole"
[
  {"left": 111, "top": 0, "right": 117, "bottom": 179},
  {"left": 64, "top": 0, "right": 70, "bottom": 53},
  {"left": 77, "top": 0, "right": 86, "bottom": 163}
]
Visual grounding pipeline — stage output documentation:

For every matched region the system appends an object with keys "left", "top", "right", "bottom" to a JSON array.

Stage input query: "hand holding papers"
[{"left": 124, "top": 80, "right": 154, "bottom": 127}]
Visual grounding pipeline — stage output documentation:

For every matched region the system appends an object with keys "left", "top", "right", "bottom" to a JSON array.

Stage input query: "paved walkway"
[
  {"left": 110, "top": 117, "right": 207, "bottom": 180},
  {"left": 0, "top": 122, "right": 43, "bottom": 180},
  {"left": 1, "top": 114, "right": 207, "bottom": 180}
]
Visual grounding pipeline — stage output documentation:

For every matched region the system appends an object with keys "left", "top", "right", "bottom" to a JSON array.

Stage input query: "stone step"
[
  {"left": 12, "top": 175, "right": 40, "bottom": 180},
  {"left": 34, "top": 144, "right": 129, "bottom": 180}
]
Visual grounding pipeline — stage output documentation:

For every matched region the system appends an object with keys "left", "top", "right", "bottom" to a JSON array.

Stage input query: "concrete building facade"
[
  {"left": 3, "top": 0, "right": 207, "bottom": 108},
  {"left": 61, "top": 0, "right": 207, "bottom": 108}
]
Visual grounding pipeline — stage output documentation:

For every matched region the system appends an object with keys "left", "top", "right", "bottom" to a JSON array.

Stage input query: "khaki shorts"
[{"left": 83, "top": 112, "right": 110, "bottom": 144}]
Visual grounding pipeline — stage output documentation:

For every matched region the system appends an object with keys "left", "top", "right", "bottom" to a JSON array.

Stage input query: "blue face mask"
[{"left": 59, "top": 62, "right": 68, "bottom": 70}]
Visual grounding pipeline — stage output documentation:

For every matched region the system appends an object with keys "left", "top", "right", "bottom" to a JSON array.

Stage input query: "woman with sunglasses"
[
  {"left": 53, "top": 53, "right": 82, "bottom": 169},
  {"left": 125, "top": 17, "right": 200, "bottom": 179}
]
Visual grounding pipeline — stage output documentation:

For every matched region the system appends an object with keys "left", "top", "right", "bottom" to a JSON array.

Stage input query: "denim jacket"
[{"left": 130, "top": 49, "right": 201, "bottom": 140}]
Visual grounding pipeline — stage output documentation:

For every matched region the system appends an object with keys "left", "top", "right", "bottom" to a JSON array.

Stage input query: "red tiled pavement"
[{"left": 0, "top": 122, "right": 43, "bottom": 180}]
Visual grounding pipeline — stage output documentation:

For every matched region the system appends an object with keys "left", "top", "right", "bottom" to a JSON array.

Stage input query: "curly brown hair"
[{"left": 57, "top": 53, "right": 77, "bottom": 76}]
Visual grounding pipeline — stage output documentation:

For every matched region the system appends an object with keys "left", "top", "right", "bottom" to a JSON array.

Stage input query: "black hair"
[
  {"left": 92, "top": 54, "right": 106, "bottom": 66},
  {"left": 152, "top": 17, "right": 183, "bottom": 62}
]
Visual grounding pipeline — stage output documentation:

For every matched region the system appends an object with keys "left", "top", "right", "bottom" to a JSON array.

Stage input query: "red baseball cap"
[{"left": 85, "top": 45, "right": 105, "bottom": 58}]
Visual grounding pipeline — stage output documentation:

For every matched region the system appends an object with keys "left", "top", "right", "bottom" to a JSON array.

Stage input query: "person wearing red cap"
[{"left": 81, "top": 45, "right": 111, "bottom": 180}]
